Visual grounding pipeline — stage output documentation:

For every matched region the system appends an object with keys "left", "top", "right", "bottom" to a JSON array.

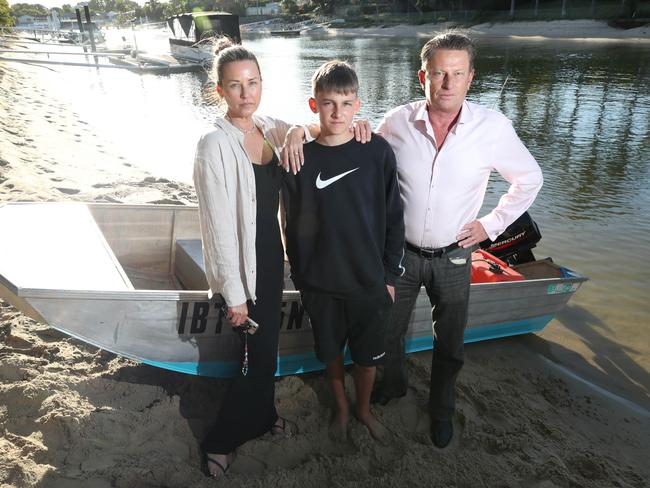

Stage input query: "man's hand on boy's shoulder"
[
  {"left": 279, "top": 120, "right": 374, "bottom": 175},
  {"left": 352, "top": 119, "right": 372, "bottom": 144}
]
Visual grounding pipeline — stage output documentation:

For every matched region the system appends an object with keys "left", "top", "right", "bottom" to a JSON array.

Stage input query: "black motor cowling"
[{"left": 479, "top": 212, "right": 542, "bottom": 266}]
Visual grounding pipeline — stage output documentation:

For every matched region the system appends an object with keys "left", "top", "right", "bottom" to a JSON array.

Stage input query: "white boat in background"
[
  {"left": 167, "top": 12, "right": 240, "bottom": 63},
  {"left": 57, "top": 19, "right": 106, "bottom": 45},
  {"left": 0, "top": 202, "right": 587, "bottom": 378}
]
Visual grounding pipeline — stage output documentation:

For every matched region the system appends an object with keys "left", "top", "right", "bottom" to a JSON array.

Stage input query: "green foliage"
[
  {"left": 0, "top": 0, "right": 13, "bottom": 26},
  {"left": 163, "top": 0, "right": 189, "bottom": 17},
  {"left": 10, "top": 2, "right": 48, "bottom": 17},
  {"left": 143, "top": 0, "right": 165, "bottom": 20},
  {"left": 88, "top": 0, "right": 141, "bottom": 14},
  {"left": 282, "top": 0, "right": 299, "bottom": 14},
  {"left": 7, "top": 0, "right": 642, "bottom": 27},
  {"left": 312, "top": 0, "right": 336, "bottom": 14}
]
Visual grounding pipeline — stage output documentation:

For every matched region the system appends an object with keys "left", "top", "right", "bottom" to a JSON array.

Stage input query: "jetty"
[{"left": 0, "top": 33, "right": 202, "bottom": 74}]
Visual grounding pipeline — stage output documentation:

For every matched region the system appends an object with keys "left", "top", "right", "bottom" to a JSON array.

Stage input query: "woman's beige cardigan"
[{"left": 193, "top": 115, "right": 305, "bottom": 306}]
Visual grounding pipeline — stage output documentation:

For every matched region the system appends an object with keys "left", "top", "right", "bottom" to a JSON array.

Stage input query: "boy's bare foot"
[
  {"left": 271, "top": 416, "right": 298, "bottom": 437},
  {"left": 328, "top": 410, "right": 349, "bottom": 441},
  {"left": 355, "top": 410, "right": 388, "bottom": 440}
]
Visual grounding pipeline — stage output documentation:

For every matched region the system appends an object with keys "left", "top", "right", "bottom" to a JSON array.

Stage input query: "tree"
[
  {"left": 0, "top": 0, "right": 13, "bottom": 26},
  {"left": 163, "top": 0, "right": 189, "bottom": 18},
  {"left": 88, "top": 0, "right": 107, "bottom": 13},
  {"left": 10, "top": 3, "right": 49, "bottom": 18},
  {"left": 312, "top": 0, "right": 336, "bottom": 14},
  {"left": 282, "top": 0, "right": 299, "bottom": 14},
  {"left": 143, "top": 0, "right": 165, "bottom": 20}
]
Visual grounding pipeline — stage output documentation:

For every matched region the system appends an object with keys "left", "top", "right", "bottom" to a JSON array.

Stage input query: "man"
[{"left": 373, "top": 32, "right": 543, "bottom": 449}]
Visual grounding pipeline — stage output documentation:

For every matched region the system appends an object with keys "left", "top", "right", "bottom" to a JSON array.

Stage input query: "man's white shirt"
[{"left": 377, "top": 100, "right": 543, "bottom": 248}]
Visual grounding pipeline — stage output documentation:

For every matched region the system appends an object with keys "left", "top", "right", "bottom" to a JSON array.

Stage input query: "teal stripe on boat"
[
  {"left": 142, "top": 314, "right": 555, "bottom": 378},
  {"left": 463, "top": 314, "right": 553, "bottom": 343}
]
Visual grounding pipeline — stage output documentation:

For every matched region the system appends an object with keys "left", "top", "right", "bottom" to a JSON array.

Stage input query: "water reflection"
[
  {"left": 232, "top": 37, "right": 650, "bottom": 227},
  {"left": 462, "top": 41, "right": 650, "bottom": 225},
  {"left": 26, "top": 33, "right": 650, "bottom": 234}
]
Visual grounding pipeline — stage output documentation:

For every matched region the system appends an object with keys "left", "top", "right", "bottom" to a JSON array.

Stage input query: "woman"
[{"left": 194, "top": 38, "right": 369, "bottom": 477}]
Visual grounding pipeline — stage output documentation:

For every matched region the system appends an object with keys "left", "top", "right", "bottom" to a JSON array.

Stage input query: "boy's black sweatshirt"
[{"left": 282, "top": 135, "right": 405, "bottom": 299}]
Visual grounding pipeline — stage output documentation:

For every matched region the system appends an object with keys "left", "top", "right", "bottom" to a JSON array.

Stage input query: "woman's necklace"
[{"left": 225, "top": 114, "right": 257, "bottom": 135}]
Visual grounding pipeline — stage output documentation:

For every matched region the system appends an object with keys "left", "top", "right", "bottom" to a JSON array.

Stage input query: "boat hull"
[
  {"left": 17, "top": 272, "right": 583, "bottom": 377},
  {"left": 168, "top": 38, "right": 212, "bottom": 63},
  {"left": 0, "top": 202, "right": 587, "bottom": 378}
]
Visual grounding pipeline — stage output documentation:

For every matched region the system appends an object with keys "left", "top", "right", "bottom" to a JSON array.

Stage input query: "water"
[{"left": 9, "top": 29, "right": 650, "bottom": 405}]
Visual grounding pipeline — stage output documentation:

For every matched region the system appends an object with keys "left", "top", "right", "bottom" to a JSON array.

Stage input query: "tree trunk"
[{"left": 510, "top": 0, "right": 515, "bottom": 18}]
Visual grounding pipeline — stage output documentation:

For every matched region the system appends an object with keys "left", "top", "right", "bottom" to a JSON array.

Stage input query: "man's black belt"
[{"left": 406, "top": 241, "right": 459, "bottom": 259}]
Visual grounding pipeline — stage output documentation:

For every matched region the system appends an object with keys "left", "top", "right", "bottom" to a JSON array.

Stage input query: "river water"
[{"left": 8, "top": 29, "right": 650, "bottom": 407}]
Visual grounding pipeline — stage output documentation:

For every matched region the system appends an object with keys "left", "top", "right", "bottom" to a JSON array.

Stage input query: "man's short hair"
[
  {"left": 420, "top": 32, "right": 476, "bottom": 70},
  {"left": 311, "top": 60, "right": 359, "bottom": 97}
]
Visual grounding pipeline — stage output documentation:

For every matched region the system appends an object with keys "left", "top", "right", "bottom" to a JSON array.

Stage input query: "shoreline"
[{"left": 325, "top": 19, "right": 650, "bottom": 42}]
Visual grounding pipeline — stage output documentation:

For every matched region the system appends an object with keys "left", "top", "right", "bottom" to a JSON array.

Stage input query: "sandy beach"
[
  {"left": 329, "top": 19, "right": 650, "bottom": 41},
  {"left": 1, "top": 22, "right": 650, "bottom": 488}
]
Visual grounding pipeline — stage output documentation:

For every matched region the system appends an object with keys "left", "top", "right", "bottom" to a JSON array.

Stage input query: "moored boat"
[
  {"left": 0, "top": 202, "right": 587, "bottom": 378},
  {"left": 270, "top": 29, "right": 302, "bottom": 37},
  {"left": 57, "top": 19, "right": 105, "bottom": 45},
  {"left": 167, "top": 12, "right": 240, "bottom": 63}
]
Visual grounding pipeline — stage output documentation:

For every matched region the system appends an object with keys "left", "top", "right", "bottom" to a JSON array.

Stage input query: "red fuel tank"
[{"left": 471, "top": 249, "right": 525, "bottom": 283}]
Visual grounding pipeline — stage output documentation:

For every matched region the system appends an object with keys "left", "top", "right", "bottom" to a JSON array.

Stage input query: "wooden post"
[
  {"left": 83, "top": 6, "right": 98, "bottom": 65},
  {"left": 75, "top": 9, "right": 88, "bottom": 54}
]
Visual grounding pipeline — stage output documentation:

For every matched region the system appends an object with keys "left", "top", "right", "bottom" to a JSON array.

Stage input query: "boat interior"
[{"left": 0, "top": 203, "right": 577, "bottom": 300}]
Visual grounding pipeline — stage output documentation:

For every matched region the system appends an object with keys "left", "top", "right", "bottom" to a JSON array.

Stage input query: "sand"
[
  {"left": 1, "top": 26, "right": 649, "bottom": 488},
  {"left": 328, "top": 19, "right": 650, "bottom": 41}
]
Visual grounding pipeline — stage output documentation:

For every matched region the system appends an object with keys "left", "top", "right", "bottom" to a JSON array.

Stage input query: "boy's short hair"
[{"left": 311, "top": 60, "right": 359, "bottom": 97}]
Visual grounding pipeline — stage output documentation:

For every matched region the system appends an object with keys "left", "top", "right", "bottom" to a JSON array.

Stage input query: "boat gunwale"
[
  {"left": 0, "top": 274, "right": 18, "bottom": 295},
  {"left": 0, "top": 202, "right": 588, "bottom": 302},
  {"left": 10, "top": 274, "right": 587, "bottom": 301}
]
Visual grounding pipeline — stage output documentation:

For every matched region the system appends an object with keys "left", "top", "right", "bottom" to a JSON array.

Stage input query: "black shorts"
[{"left": 301, "top": 290, "right": 393, "bottom": 367}]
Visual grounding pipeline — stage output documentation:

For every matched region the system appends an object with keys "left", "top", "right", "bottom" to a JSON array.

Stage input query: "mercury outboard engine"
[{"left": 479, "top": 212, "right": 542, "bottom": 266}]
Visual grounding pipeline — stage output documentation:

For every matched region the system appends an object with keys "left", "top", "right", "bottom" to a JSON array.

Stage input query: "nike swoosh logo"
[{"left": 315, "top": 167, "right": 359, "bottom": 189}]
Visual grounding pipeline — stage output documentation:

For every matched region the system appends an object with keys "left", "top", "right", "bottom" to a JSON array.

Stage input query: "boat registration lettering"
[
  {"left": 547, "top": 283, "right": 579, "bottom": 295},
  {"left": 177, "top": 300, "right": 309, "bottom": 335},
  {"left": 177, "top": 301, "right": 226, "bottom": 335}
]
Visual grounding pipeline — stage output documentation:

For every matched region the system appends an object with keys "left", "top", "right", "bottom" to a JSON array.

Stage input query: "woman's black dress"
[{"left": 201, "top": 157, "right": 284, "bottom": 454}]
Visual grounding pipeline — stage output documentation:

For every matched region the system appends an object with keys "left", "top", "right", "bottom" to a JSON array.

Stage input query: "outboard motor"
[{"left": 479, "top": 212, "right": 541, "bottom": 266}]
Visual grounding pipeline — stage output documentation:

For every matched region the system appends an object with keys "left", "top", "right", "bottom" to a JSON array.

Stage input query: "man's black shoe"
[
  {"left": 370, "top": 389, "right": 407, "bottom": 406},
  {"left": 430, "top": 419, "right": 453, "bottom": 448}
]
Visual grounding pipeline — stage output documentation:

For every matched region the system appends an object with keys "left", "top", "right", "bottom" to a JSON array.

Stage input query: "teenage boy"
[{"left": 282, "top": 60, "right": 405, "bottom": 440}]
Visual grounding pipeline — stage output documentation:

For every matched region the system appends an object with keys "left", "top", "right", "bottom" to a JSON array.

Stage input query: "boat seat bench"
[
  {"left": 174, "top": 239, "right": 295, "bottom": 292},
  {"left": 175, "top": 239, "right": 209, "bottom": 290}
]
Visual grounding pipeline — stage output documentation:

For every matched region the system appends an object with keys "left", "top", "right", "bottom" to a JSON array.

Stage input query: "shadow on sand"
[{"left": 519, "top": 303, "right": 650, "bottom": 411}]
